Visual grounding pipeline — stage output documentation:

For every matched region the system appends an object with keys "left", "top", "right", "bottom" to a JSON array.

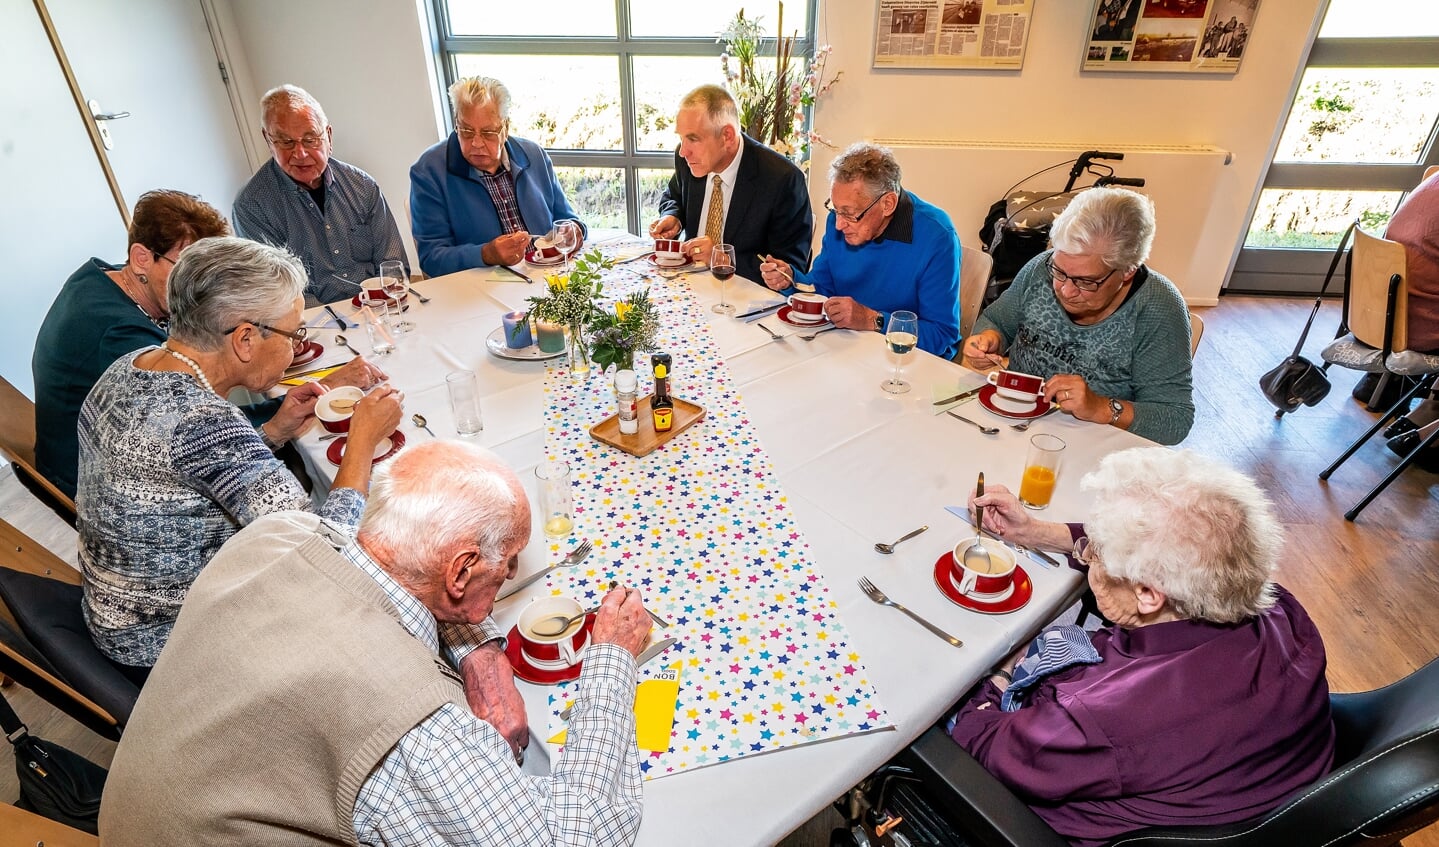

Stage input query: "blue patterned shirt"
[
  {"left": 348, "top": 542, "right": 644, "bottom": 846},
  {"left": 76, "top": 349, "right": 366, "bottom": 666},
  {"left": 233, "top": 158, "right": 408, "bottom": 305}
]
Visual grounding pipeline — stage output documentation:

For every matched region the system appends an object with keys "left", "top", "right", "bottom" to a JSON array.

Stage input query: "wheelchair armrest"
[{"left": 895, "top": 726, "right": 1071, "bottom": 847}]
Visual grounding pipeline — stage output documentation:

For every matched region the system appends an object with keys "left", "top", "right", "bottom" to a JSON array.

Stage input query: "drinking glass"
[
  {"left": 1019, "top": 433, "right": 1066, "bottom": 510},
  {"left": 446, "top": 370, "right": 484, "bottom": 436},
  {"left": 379, "top": 259, "right": 413, "bottom": 332},
  {"left": 535, "top": 460, "right": 574, "bottom": 538},
  {"left": 711, "top": 244, "right": 737, "bottom": 315},
  {"left": 552, "top": 220, "right": 582, "bottom": 272},
  {"left": 360, "top": 298, "right": 396, "bottom": 356},
  {"left": 881, "top": 310, "right": 919, "bottom": 394}
]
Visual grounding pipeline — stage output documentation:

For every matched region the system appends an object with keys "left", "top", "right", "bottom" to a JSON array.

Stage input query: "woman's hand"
[
  {"left": 320, "top": 357, "right": 387, "bottom": 391},
  {"left": 345, "top": 384, "right": 404, "bottom": 450},
  {"left": 969, "top": 483, "right": 1075, "bottom": 552},
  {"left": 264, "top": 381, "right": 326, "bottom": 444},
  {"left": 961, "top": 330, "right": 1006, "bottom": 371},
  {"left": 1043, "top": 374, "right": 1105, "bottom": 423}
]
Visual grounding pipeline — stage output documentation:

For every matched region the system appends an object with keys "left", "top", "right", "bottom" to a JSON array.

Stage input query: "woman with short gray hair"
[
  {"left": 963, "top": 187, "right": 1195, "bottom": 445},
  {"left": 76, "top": 236, "right": 403, "bottom": 680},
  {"left": 952, "top": 447, "right": 1334, "bottom": 845}
]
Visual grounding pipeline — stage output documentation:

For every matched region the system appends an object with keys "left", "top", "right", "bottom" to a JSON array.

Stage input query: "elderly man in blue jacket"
[{"left": 409, "top": 76, "right": 585, "bottom": 277}]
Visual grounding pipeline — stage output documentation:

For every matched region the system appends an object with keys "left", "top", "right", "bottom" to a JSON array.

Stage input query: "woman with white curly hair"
[{"left": 951, "top": 447, "right": 1335, "bottom": 847}]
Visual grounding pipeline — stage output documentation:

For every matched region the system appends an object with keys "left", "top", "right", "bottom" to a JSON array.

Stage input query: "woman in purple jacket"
[{"left": 957, "top": 447, "right": 1335, "bottom": 847}]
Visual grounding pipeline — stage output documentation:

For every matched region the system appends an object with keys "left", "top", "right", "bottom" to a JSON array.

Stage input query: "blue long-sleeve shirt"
[{"left": 792, "top": 191, "right": 962, "bottom": 359}]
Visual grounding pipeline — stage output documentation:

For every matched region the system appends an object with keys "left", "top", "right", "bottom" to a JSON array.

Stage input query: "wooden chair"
[
  {"left": 0, "top": 374, "right": 77, "bottom": 527},
  {"left": 959, "top": 244, "right": 994, "bottom": 341},
  {"left": 0, "top": 802, "right": 99, "bottom": 846},
  {"left": 0, "top": 518, "right": 136, "bottom": 741},
  {"left": 1189, "top": 312, "right": 1205, "bottom": 358}
]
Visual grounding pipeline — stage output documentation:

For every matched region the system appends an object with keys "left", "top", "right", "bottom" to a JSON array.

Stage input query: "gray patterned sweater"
[
  {"left": 76, "top": 349, "right": 364, "bottom": 666},
  {"left": 973, "top": 251, "right": 1195, "bottom": 445}
]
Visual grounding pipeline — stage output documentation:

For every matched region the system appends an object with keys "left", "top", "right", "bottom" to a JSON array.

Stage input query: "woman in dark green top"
[{"left": 32, "top": 190, "right": 230, "bottom": 499}]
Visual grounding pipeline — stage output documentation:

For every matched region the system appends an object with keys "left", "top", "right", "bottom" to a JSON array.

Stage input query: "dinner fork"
[
  {"left": 858, "top": 577, "right": 963, "bottom": 648},
  {"left": 801, "top": 325, "right": 840, "bottom": 342},
  {"left": 1010, "top": 406, "right": 1060, "bottom": 432},
  {"left": 496, "top": 539, "right": 593, "bottom": 601}
]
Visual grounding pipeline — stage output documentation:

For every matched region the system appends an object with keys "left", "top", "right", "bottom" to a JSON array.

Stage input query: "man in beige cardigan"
[{"left": 101, "top": 441, "right": 653, "bottom": 845}]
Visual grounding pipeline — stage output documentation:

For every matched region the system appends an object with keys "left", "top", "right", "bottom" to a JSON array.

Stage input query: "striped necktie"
[{"left": 704, "top": 174, "right": 725, "bottom": 244}]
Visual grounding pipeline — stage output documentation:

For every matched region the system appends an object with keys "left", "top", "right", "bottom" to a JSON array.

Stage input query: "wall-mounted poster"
[
  {"left": 1083, "top": 0, "right": 1259, "bottom": 73},
  {"left": 873, "top": 0, "right": 1034, "bottom": 69}
]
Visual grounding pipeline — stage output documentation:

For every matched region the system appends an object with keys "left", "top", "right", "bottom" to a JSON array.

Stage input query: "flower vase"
[{"left": 568, "top": 328, "right": 592, "bottom": 381}]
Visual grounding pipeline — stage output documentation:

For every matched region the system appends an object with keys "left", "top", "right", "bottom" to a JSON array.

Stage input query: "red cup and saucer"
[
  {"left": 289, "top": 340, "right": 324, "bottom": 368},
  {"left": 932, "top": 538, "right": 1032, "bottom": 614},
  {"left": 506, "top": 597, "right": 597, "bottom": 685},
  {"left": 325, "top": 430, "right": 406, "bottom": 466},
  {"left": 978, "top": 385, "right": 1051, "bottom": 420},
  {"left": 350, "top": 291, "right": 409, "bottom": 312}
]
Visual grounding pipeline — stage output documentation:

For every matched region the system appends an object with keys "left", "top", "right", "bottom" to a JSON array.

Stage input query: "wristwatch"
[
  {"left": 874, "top": 312, "right": 885, "bottom": 333},
  {"left": 1107, "top": 397, "right": 1124, "bottom": 424}
]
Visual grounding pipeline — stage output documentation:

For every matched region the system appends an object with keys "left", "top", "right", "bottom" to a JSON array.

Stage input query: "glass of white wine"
[{"left": 882, "top": 310, "right": 918, "bottom": 394}]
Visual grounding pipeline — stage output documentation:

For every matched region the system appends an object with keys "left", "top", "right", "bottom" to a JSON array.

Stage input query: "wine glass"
[
  {"left": 379, "top": 260, "right": 412, "bottom": 332},
  {"left": 711, "top": 244, "right": 737, "bottom": 315},
  {"left": 882, "top": 310, "right": 919, "bottom": 394},
  {"left": 552, "top": 220, "right": 582, "bottom": 272}
]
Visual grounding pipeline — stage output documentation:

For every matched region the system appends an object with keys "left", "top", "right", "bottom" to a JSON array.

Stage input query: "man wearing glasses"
[
  {"left": 759, "top": 143, "right": 961, "bottom": 359},
  {"left": 962, "top": 187, "right": 1195, "bottom": 445},
  {"left": 233, "top": 85, "right": 409, "bottom": 305},
  {"left": 651, "top": 85, "right": 812, "bottom": 285},
  {"left": 409, "top": 76, "right": 585, "bottom": 277}
]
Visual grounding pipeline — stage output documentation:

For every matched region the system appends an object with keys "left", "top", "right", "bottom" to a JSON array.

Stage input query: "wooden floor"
[{"left": 4, "top": 294, "right": 1437, "bottom": 845}]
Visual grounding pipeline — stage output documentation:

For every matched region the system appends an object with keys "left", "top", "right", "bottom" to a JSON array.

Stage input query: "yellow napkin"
[
  {"left": 278, "top": 365, "right": 343, "bottom": 386},
  {"left": 549, "top": 661, "right": 683, "bottom": 752}
]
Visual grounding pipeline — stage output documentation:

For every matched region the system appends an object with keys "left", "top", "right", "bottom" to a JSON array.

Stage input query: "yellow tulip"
[
  {"left": 615, "top": 301, "right": 632, "bottom": 321},
  {"left": 546, "top": 273, "right": 569, "bottom": 291}
]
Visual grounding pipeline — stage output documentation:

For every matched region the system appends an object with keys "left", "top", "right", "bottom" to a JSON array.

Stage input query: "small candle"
[
  {"left": 502, "top": 311, "right": 533, "bottom": 349},
  {"left": 535, "top": 320, "right": 566, "bottom": 353}
]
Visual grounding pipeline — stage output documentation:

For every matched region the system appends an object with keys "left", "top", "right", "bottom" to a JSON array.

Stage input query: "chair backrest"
[
  {"left": 0, "top": 802, "right": 99, "bottom": 847},
  {"left": 0, "top": 518, "right": 134, "bottom": 741},
  {"left": 1424, "top": 165, "right": 1439, "bottom": 183},
  {"left": 1189, "top": 313, "right": 1205, "bottom": 358},
  {"left": 0, "top": 373, "right": 77, "bottom": 525},
  {"left": 1348, "top": 225, "right": 1409, "bottom": 353},
  {"left": 960, "top": 244, "right": 994, "bottom": 341}
]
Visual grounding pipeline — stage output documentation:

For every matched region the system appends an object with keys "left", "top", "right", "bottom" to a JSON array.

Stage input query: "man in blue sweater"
[
  {"left": 410, "top": 76, "right": 585, "bottom": 277},
  {"left": 760, "top": 143, "right": 961, "bottom": 358}
]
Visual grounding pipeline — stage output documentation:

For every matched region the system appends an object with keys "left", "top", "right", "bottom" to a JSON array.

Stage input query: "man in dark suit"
[{"left": 649, "top": 85, "right": 812, "bottom": 284}]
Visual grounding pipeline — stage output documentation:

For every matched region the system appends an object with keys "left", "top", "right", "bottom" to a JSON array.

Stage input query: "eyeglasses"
[
  {"left": 1072, "top": 537, "right": 1102, "bottom": 569},
  {"left": 225, "top": 321, "right": 308, "bottom": 344},
  {"left": 456, "top": 124, "right": 507, "bottom": 146},
  {"left": 264, "top": 130, "right": 326, "bottom": 152},
  {"left": 150, "top": 249, "right": 179, "bottom": 267},
  {"left": 1045, "top": 256, "right": 1117, "bottom": 292},
  {"left": 824, "top": 192, "right": 889, "bottom": 224}
]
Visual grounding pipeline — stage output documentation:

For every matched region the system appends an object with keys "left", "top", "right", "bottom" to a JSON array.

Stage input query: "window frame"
[
  {"left": 430, "top": 0, "right": 818, "bottom": 234},
  {"left": 1229, "top": 35, "right": 1439, "bottom": 295}
]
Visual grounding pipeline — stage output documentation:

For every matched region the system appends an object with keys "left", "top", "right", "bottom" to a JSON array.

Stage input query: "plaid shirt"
[
  {"left": 471, "top": 160, "right": 527, "bottom": 235},
  {"left": 346, "top": 543, "right": 644, "bottom": 846}
]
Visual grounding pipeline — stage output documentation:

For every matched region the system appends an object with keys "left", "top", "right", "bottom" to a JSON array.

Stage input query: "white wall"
[
  {"left": 219, "top": 0, "right": 446, "bottom": 269},
  {"left": 807, "top": 0, "right": 1326, "bottom": 305}
]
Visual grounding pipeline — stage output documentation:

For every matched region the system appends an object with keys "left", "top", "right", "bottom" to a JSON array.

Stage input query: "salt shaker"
[{"left": 614, "top": 369, "right": 638, "bottom": 435}]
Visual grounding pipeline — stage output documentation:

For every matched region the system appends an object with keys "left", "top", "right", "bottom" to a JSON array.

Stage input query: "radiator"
[{"left": 857, "top": 139, "right": 1234, "bottom": 304}]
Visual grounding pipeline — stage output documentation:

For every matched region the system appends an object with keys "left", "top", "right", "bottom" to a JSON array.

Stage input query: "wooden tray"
[{"left": 590, "top": 395, "right": 706, "bottom": 457}]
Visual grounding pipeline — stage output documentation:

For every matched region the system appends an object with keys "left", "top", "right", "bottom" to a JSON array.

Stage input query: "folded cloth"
[{"left": 1000, "top": 624, "right": 1102, "bottom": 712}]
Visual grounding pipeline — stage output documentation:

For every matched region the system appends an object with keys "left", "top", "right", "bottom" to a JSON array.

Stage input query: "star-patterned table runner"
[{"left": 536, "top": 265, "right": 891, "bottom": 779}]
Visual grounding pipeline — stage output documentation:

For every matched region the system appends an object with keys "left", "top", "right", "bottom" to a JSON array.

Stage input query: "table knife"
[
  {"left": 932, "top": 386, "right": 984, "bottom": 406},
  {"left": 736, "top": 303, "right": 785, "bottom": 319},
  {"left": 500, "top": 265, "right": 534, "bottom": 284},
  {"left": 323, "top": 305, "right": 353, "bottom": 329}
]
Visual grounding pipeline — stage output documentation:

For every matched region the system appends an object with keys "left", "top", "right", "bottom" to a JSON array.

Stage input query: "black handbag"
[
  {"left": 1, "top": 692, "right": 107, "bottom": 834},
  {"left": 1258, "top": 222, "right": 1355, "bottom": 414}
]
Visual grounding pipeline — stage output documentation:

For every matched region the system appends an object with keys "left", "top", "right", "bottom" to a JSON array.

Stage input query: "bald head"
[{"left": 358, "top": 441, "right": 530, "bottom": 590}]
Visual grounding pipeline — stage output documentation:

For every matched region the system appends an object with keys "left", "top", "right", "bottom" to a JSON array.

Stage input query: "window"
[
  {"left": 431, "top": 0, "right": 816, "bottom": 234},
  {"left": 1230, "top": 0, "right": 1439, "bottom": 294}
]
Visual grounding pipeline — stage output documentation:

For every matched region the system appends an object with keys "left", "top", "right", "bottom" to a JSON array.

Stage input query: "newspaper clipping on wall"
[
  {"left": 873, "top": 0, "right": 1034, "bottom": 69},
  {"left": 1083, "top": 0, "right": 1260, "bottom": 73}
]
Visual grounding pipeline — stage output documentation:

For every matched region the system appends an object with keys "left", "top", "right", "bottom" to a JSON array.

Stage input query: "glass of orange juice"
[{"left": 1019, "top": 434, "right": 1065, "bottom": 510}]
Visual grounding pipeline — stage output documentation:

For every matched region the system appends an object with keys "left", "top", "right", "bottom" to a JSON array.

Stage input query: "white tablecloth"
[{"left": 290, "top": 249, "right": 1151, "bottom": 846}]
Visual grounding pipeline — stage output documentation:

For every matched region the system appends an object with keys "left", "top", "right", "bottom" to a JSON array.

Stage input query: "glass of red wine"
[{"left": 711, "top": 243, "right": 737, "bottom": 315}]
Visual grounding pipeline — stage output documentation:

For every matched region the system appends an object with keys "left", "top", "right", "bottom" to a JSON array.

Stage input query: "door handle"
[{"left": 87, "top": 99, "right": 130, "bottom": 150}]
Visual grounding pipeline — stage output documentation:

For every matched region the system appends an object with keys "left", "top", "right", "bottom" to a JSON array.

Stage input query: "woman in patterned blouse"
[{"left": 76, "top": 236, "right": 403, "bottom": 682}]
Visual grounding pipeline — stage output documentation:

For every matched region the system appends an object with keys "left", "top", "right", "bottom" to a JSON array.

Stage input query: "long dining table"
[{"left": 287, "top": 235, "right": 1152, "bottom": 846}]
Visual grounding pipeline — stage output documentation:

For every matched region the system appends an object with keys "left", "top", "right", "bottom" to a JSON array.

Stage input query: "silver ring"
[{"left": 1064, "top": 391, "right": 1071, "bottom": 400}]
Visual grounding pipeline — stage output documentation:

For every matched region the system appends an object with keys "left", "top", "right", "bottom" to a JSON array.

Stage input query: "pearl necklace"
[{"left": 160, "top": 343, "right": 217, "bottom": 395}]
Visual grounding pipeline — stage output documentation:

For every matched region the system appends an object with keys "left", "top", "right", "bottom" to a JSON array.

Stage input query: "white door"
[
  {"left": 0, "top": 0, "right": 126, "bottom": 398},
  {"left": 46, "top": 0, "right": 254, "bottom": 215}
]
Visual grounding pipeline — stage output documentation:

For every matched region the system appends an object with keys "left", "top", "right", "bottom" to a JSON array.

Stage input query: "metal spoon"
[
  {"left": 406, "top": 286, "right": 431, "bottom": 304},
  {"left": 532, "top": 605, "right": 600, "bottom": 637},
  {"left": 755, "top": 321, "right": 783, "bottom": 341},
  {"left": 333, "top": 333, "right": 360, "bottom": 357},
  {"left": 874, "top": 525, "right": 928, "bottom": 554},
  {"left": 947, "top": 411, "right": 1000, "bottom": 435},
  {"left": 412, "top": 414, "right": 436, "bottom": 437},
  {"left": 962, "top": 473, "right": 993, "bottom": 572}
]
